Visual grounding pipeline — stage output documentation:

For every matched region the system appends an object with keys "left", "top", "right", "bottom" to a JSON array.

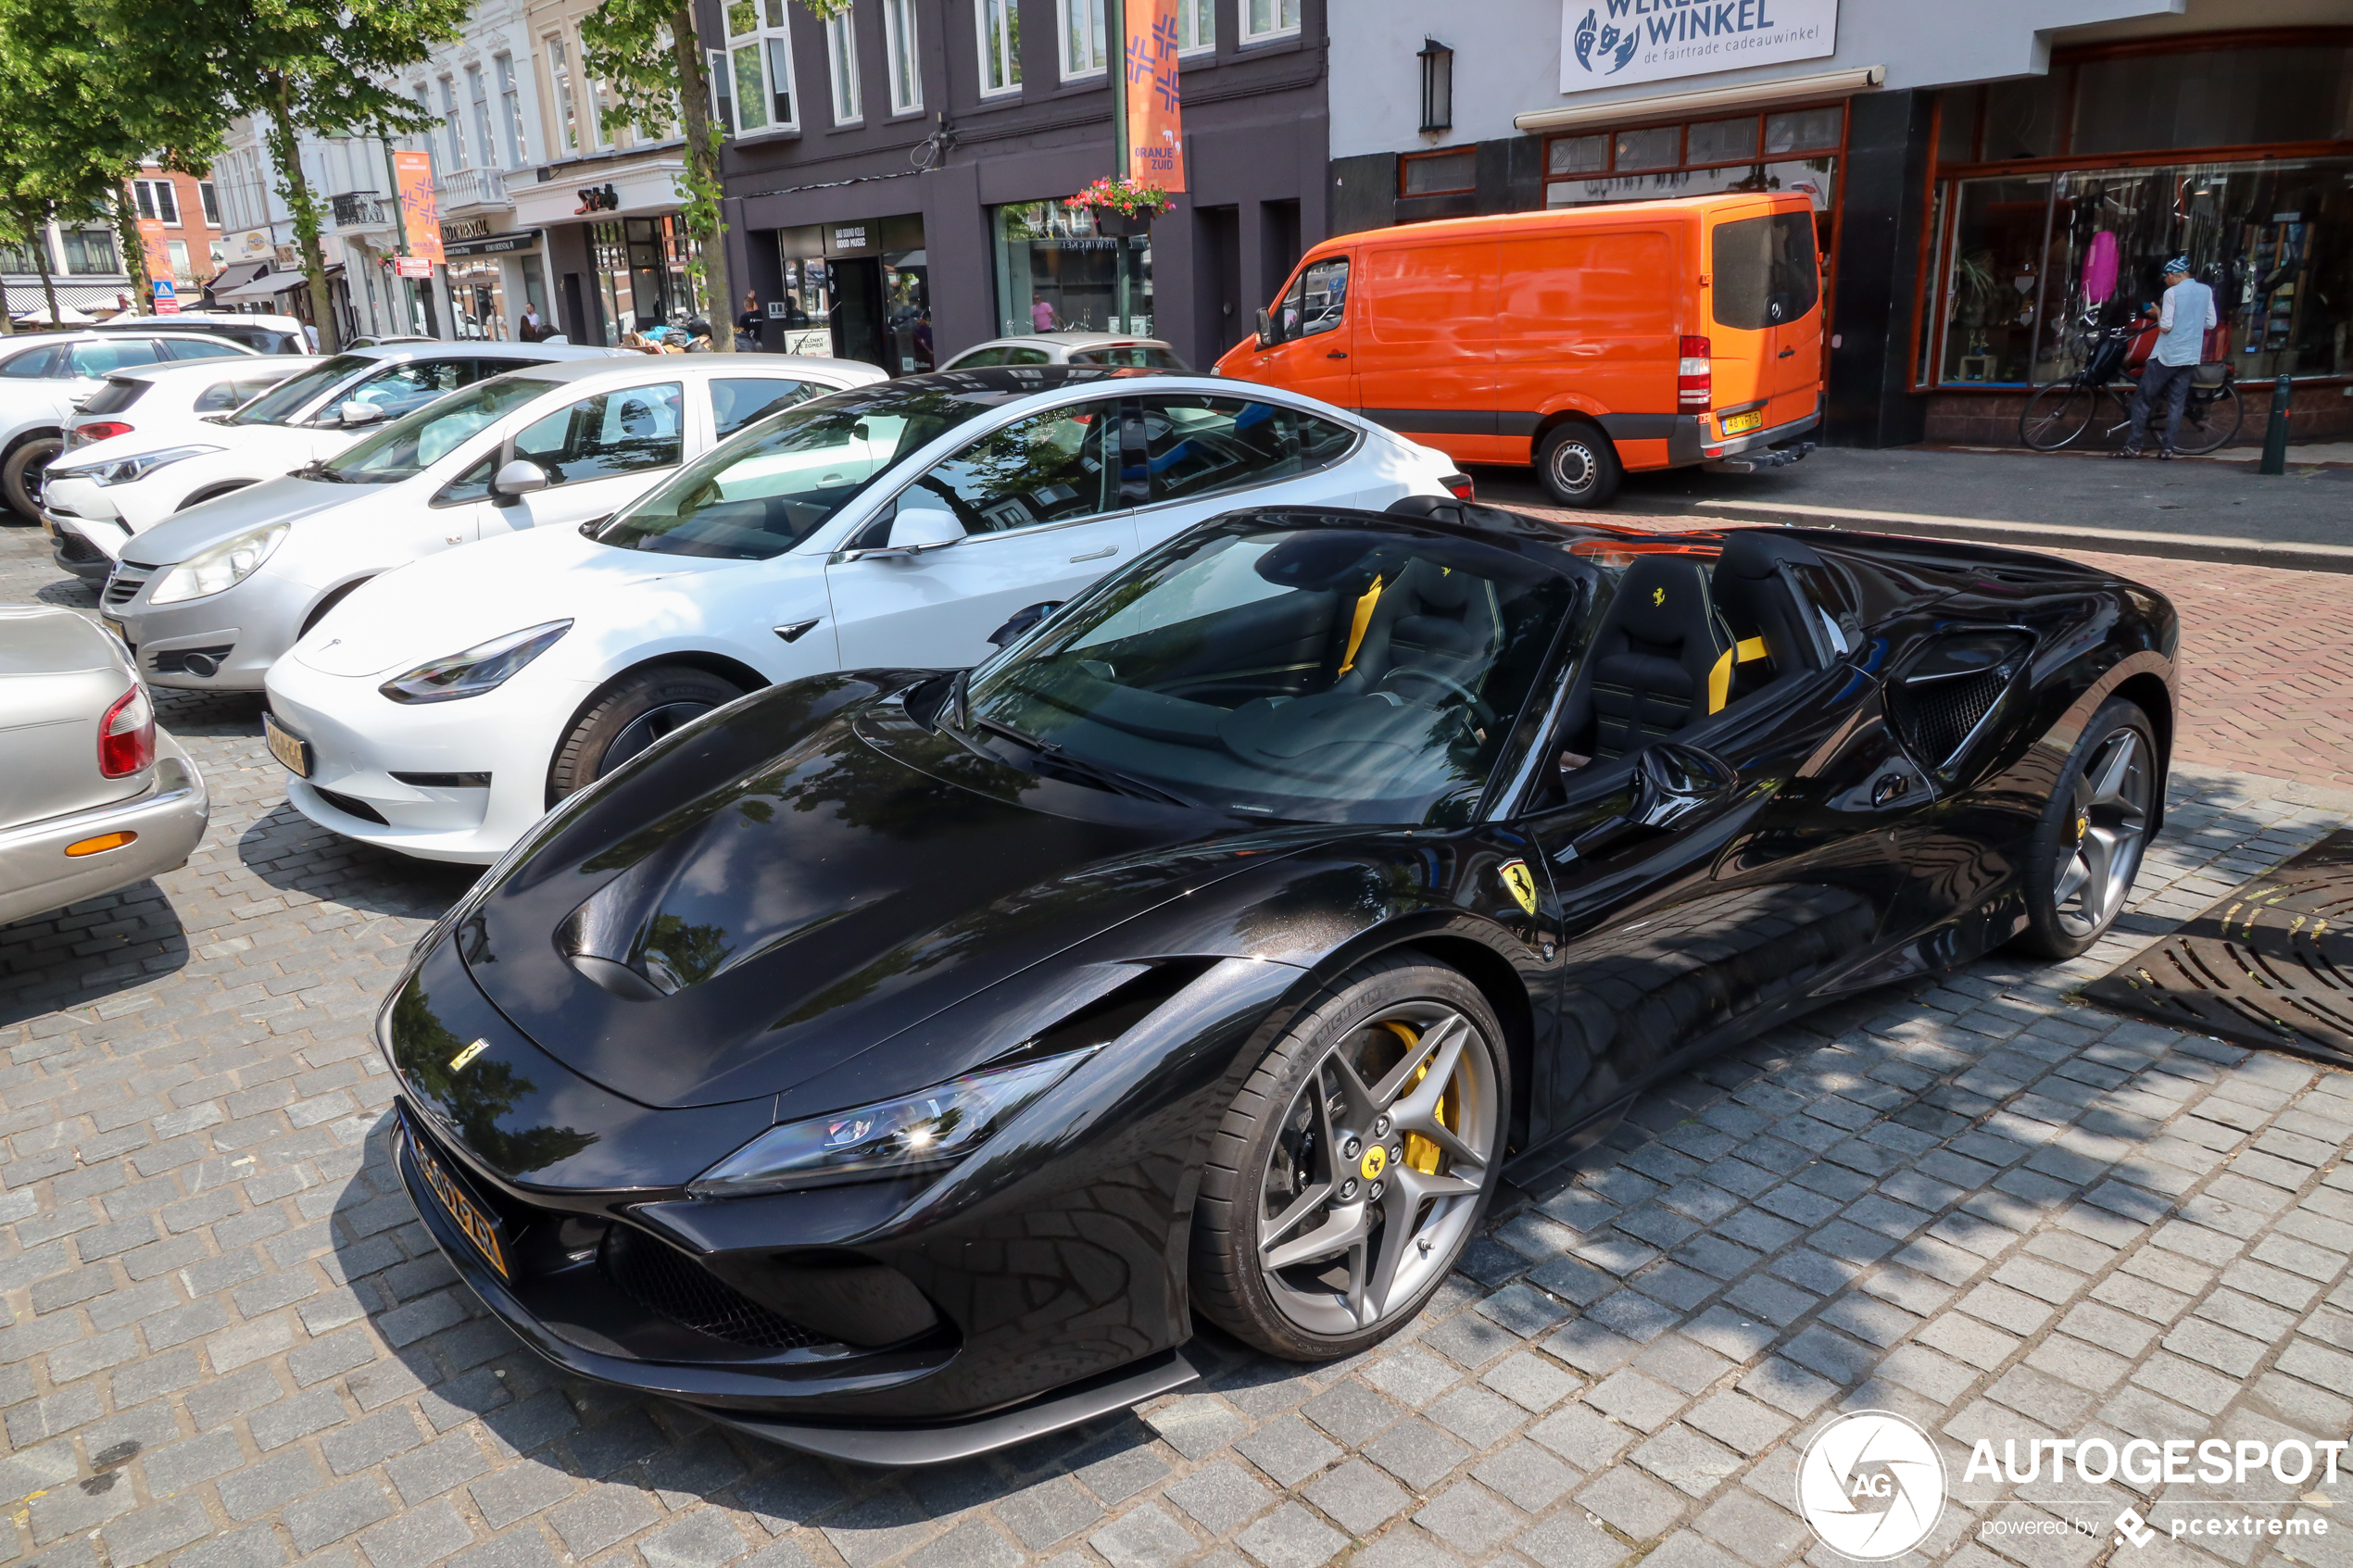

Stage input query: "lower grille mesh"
[{"left": 599, "top": 1225, "right": 833, "bottom": 1350}]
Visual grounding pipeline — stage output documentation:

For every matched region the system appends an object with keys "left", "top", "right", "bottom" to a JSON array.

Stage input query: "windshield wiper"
[{"left": 969, "top": 714, "right": 1201, "bottom": 809}]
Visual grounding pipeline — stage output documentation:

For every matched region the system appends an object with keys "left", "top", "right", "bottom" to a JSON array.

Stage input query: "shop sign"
[
  {"left": 231, "top": 228, "right": 272, "bottom": 260},
  {"left": 394, "top": 255, "right": 434, "bottom": 279},
  {"left": 1558, "top": 0, "right": 1838, "bottom": 94},
  {"left": 441, "top": 216, "right": 494, "bottom": 243},
  {"left": 832, "top": 225, "right": 869, "bottom": 253},
  {"left": 445, "top": 230, "right": 541, "bottom": 257}
]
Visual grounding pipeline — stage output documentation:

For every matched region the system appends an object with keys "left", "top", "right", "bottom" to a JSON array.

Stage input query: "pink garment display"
[{"left": 2082, "top": 232, "right": 2120, "bottom": 305}]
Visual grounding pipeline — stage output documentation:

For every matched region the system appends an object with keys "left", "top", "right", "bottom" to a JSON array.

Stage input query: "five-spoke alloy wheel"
[{"left": 2014, "top": 696, "right": 2158, "bottom": 959}]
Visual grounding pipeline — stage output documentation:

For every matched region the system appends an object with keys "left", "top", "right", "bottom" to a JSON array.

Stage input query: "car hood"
[
  {"left": 120, "top": 473, "right": 361, "bottom": 566},
  {"left": 291, "top": 525, "right": 737, "bottom": 678},
  {"left": 461, "top": 680, "right": 1308, "bottom": 1110}
]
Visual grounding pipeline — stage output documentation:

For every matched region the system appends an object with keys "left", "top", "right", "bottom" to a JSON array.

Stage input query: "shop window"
[
  {"left": 1688, "top": 118, "right": 1758, "bottom": 165},
  {"left": 1400, "top": 150, "right": 1476, "bottom": 199},
  {"left": 2071, "top": 45, "right": 2353, "bottom": 156},
  {"left": 1548, "top": 135, "right": 1606, "bottom": 176},
  {"left": 1178, "top": 0, "right": 1213, "bottom": 53},
  {"left": 1763, "top": 107, "right": 1842, "bottom": 156},
  {"left": 826, "top": 11, "right": 862, "bottom": 122},
  {"left": 990, "top": 201, "right": 1151, "bottom": 336},
  {"left": 591, "top": 216, "right": 706, "bottom": 342},
  {"left": 513, "top": 383, "right": 686, "bottom": 486},
  {"left": 1060, "top": 0, "right": 1107, "bottom": 79},
  {"left": 724, "top": 0, "right": 798, "bottom": 134},
  {"left": 1242, "top": 0, "right": 1300, "bottom": 44},
  {"left": 884, "top": 0, "right": 921, "bottom": 114},
  {"left": 1613, "top": 126, "right": 1680, "bottom": 172},
  {"left": 977, "top": 0, "right": 1021, "bottom": 95}
]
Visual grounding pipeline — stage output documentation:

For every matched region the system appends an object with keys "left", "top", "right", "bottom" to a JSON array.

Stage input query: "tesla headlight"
[
  {"left": 686, "top": 1052, "right": 1090, "bottom": 1198},
  {"left": 147, "top": 522, "right": 289, "bottom": 605},
  {"left": 50, "top": 444, "right": 222, "bottom": 487},
  {"left": 379, "top": 620, "right": 573, "bottom": 705}
]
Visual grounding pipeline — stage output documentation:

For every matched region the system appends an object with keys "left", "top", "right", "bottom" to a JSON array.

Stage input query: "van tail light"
[
  {"left": 98, "top": 685, "right": 155, "bottom": 779},
  {"left": 1678, "top": 336, "right": 1712, "bottom": 411},
  {"left": 69, "top": 420, "right": 134, "bottom": 447},
  {"left": 1441, "top": 472, "right": 1476, "bottom": 500}
]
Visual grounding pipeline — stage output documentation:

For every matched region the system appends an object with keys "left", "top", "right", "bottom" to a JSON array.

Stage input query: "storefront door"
[{"left": 831, "top": 257, "right": 885, "bottom": 370}]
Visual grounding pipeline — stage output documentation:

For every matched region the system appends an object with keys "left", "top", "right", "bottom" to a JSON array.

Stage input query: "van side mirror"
[
  {"left": 337, "top": 401, "right": 385, "bottom": 428},
  {"left": 492, "top": 458, "right": 550, "bottom": 503},
  {"left": 1253, "top": 307, "right": 1273, "bottom": 347}
]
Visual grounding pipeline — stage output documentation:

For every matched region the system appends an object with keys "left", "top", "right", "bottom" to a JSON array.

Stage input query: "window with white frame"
[
  {"left": 546, "top": 35, "right": 580, "bottom": 155},
  {"left": 413, "top": 84, "right": 440, "bottom": 175},
  {"left": 588, "top": 71, "right": 614, "bottom": 148},
  {"left": 1241, "top": 0, "right": 1300, "bottom": 43},
  {"left": 1060, "top": 0, "right": 1107, "bottom": 78},
  {"left": 883, "top": 0, "right": 920, "bottom": 113},
  {"left": 826, "top": 11, "right": 862, "bottom": 123},
  {"left": 1179, "top": 0, "right": 1212, "bottom": 52},
  {"left": 439, "top": 76, "right": 470, "bottom": 169},
  {"left": 198, "top": 181, "right": 220, "bottom": 227},
  {"left": 132, "top": 179, "right": 180, "bottom": 225},
  {"left": 496, "top": 53, "right": 529, "bottom": 165},
  {"left": 721, "top": 0, "right": 797, "bottom": 134},
  {"left": 167, "top": 239, "right": 191, "bottom": 279},
  {"left": 467, "top": 66, "right": 497, "bottom": 174},
  {"left": 977, "top": 0, "right": 1020, "bottom": 95}
]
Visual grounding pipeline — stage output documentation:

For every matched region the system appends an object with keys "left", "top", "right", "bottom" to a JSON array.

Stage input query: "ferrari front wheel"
[
  {"left": 1192, "top": 959, "right": 1508, "bottom": 1361},
  {"left": 2011, "top": 696, "right": 2158, "bottom": 960}
]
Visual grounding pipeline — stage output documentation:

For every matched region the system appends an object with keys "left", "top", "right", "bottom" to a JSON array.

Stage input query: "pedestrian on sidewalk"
[{"left": 2115, "top": 257, "right": 2216, "bottom": 459}]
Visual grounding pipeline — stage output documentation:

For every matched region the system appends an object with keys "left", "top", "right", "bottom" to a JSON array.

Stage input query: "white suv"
[{"left": 0, "top": 330, "right": 257, "bottom": 517}]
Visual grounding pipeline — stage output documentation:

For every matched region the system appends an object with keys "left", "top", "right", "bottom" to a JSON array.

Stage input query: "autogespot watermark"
[{"left": 1794, "top": 1412, "right": 2345, "bottom": 1560}]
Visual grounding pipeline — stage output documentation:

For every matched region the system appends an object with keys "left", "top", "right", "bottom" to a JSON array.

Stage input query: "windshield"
[
  {"left": 962, "top": 521, "right": 1581, "bottom": 825},
  {"left": 586, "top": 382, "right": 1004, "bottom": 559},
  {"left": 223, "top": 354, "right": 371, "bottom": 426},
  {"left": 318, "top": 376, "right": 549, "bottom": 484}
]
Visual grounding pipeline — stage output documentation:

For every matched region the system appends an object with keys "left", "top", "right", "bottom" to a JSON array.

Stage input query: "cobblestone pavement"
[{"left": 5, "top": 520, "right": 2353, "bottom": 1568}]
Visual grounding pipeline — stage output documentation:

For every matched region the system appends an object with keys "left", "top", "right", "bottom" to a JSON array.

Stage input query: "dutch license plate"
[
  {"left": 40, "top": 516, "right": 56, "bottom": 539},
  {"left": 406, "top": 1119, "right": 510, "bottom": 1278},
  {"left": 1720, "top": 409, "right": 1766, "bottom": 436},
  {"left": 101, "top": 617, "right": 127, "bottom": 645},
  {"left": 262, "top": 710, "right": 312, "bottom": 778}
]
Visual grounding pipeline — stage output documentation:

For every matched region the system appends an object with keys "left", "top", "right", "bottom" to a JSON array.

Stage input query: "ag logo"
[
  {"left": 1795, "top": 1411, "right": 1944, "bottom": 1560},
  {"left": 1497, "top": 859, "right": 1538, "bottom": 916}
]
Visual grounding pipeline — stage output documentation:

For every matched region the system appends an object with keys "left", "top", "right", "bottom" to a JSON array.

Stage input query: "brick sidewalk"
[{"left": 4, "top": 521, "right": 2352, "bottom": 1568}]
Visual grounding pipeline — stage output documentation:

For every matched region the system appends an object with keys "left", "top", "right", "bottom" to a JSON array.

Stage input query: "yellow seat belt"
[
  {"left": 1339, "top": 575, "right": 1384, "bottom": 675},
  {"left": 1706, "top": 640, "right": 1770, "bottom": 714}
]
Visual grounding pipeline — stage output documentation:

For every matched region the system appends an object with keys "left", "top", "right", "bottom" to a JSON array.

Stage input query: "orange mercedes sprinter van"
[{"left": 1215, "top": 192, "right": 1824, "bottom": 508}]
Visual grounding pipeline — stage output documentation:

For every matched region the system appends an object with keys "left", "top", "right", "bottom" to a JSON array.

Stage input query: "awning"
[
  {"left": 1512, "top": 65, "right": 1885, "bottom": 134},
  {"left": 215, "top": 271, "right": 294, "bottom": 302},
  {"left": 207, "top": 261, "right": 269, "bottom": 295}
]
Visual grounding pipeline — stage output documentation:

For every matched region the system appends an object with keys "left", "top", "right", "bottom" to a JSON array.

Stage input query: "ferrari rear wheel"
[
  {"left": 2011, "top": 696, "right": 2158, "bottom": 960},
  {"left": 1192, "top": 959, "right": 1508, "bottom": 1361},
  {"left": 547, "top": 664, "right": 743, "bottom": 807}
]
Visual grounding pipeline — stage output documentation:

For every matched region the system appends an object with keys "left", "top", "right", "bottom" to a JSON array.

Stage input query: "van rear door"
[
  {"left": 1353, "top": 238, "right": 1501, "bottom": 464},
  {"left": 1707, "top": 206, "right": 1823, "bottom": 438}
]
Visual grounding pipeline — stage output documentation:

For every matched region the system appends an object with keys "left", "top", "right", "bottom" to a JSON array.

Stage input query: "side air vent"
[
  {"left": 1886, "top": 630, "right": 2032, "bottom": 777},
  {"left": 599, "top": 1224, "right": 836, "bottom": 1351}
]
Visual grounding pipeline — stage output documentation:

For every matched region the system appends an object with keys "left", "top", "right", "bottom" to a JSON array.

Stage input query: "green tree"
[
  {"left": 89, "top": 0, "right": 473, "bottom": 352},
  {"left": 578, "top": 0, "right": 739, "bottom": 350}
]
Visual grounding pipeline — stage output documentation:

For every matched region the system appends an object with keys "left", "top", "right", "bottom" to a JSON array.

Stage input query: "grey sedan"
[{"left": 0, "top": 608, "right": 208, "bottom": 930}]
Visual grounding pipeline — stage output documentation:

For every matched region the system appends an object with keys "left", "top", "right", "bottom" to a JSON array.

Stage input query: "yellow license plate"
[
  {"left": 263, "top": 710, "right": 311, "bottom": 778},
  {"left": 41, "top": 516, "right": 56, "bottom": 539},
  {"left": 1720, "top": 409, "right": 1766, "bottom": 435},
  {"left": 408, "top": 1123, "right": 510, "bottom": 1278},
  {"left": 101, "top": 617, "right": 127, "bottom": 644}
]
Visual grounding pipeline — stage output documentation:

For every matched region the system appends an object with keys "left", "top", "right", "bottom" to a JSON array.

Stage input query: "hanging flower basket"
[{"left": 1070, "top": 177, "right": 1169, "bottom": 237}]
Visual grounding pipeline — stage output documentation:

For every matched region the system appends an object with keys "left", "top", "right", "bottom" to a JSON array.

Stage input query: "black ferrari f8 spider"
[{"left": 380, "top": 500, "right": 2176, "bottom": 1463}]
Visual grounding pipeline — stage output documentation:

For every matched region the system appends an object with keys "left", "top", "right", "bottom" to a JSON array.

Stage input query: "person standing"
[
  {"left": 2116, "top": 257, "right": 2216, "bottom": 459},
  {"left": 736, "top": 291, "right": 761, "bottom": 351}
]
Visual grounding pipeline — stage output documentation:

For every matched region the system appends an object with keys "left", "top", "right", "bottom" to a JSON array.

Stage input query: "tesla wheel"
[
  {"left": 2019, "top": 383, "right": 2095, "bottom": 451},
  {"left": 2172, "top": 383, "right": 2242, "bottom": 456},
  {"left": 547, "top": 665, "right": 744, "bottom": 806},
  {"left": 3, "top": 436, "right": 62, "bottom": 520},
  {"left": 1192, "top": 957, "right": 1509, "bottom": 1361},
  {"left": 2011, "top": 697, "right": 2158, "bottom": 960},
  {"left": 1535, "top": 423, "right": 1622, "bottom": 508}
]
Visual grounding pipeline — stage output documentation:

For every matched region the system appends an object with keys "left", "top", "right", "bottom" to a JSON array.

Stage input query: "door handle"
[
  {"left": 1325, "top": 351, "right": 1348, "bottom": 359},
  {"left": 1068, "top": 545, "right": 1117, "bottom": 563},
  {"left": 1871, "top": 771, "right": 1910, "bottom": 808},
  {"left": 1778, "top": 346, "right": 1796, "bottom": 358}
]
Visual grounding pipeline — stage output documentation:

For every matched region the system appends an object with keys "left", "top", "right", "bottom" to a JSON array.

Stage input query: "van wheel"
[
  {"left": 3, "top": 436, "right": 62, "bottom": 520},
  {"left": 1536, "top": 425, "right": 1621, "bottom": 508}
]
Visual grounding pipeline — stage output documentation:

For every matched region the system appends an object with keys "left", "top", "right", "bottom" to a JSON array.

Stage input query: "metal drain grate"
[{"left": 2084, "top": 829, "right": 2353, "bottom": 1063}]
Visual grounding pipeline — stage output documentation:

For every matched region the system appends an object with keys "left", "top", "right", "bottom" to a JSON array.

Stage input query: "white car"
[
  {"left": 262, "top": 367, "right": 1472, "bottom": 863},
  {"left": 48, "top": 356, "right": 324, "bottom": 581},
  {"left": 0, "top": 329, "right": 258, "bottom": 518},
  {"left": 44, "top": 340, "right": 628, "bottom": 569},
  {"left": 939, "top": 331, "right": 1189, "bottom": 371},
  {"left": 92, "top": 311, "right": 310, "bottom": 356},
  {"left": 103, "top": 355, "right": 888, "bottom": 692}
]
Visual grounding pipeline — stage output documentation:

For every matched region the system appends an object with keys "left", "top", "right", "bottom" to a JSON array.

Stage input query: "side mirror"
[
  {"left": 1253, "top": 307, "right": 1273, "bottom": 347},
  {"left": 884, "top": 505, "right": 964, "bottom": 554},
  {"left": 337, "top": 401, "right": 386, "bottom": 428},
  {"left": 492, "top": 458, "right": 550, "bottom": 503},
  {"left": 987, "top": 600, "right": 1064, "bottom": 649}
]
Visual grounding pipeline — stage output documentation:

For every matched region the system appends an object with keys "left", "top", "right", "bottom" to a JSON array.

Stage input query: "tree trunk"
[
  {"left": 266, "top": 83, "right": 341, "bottom": 354},
  {"left": 669, "top": 6, "right": 735, "bottom": 354},
  {"left": 114, "top": 197, "right": 152, "bottom": 316},
  {"left": 34, "top": 219, "right": 60, "bottom": 325}
]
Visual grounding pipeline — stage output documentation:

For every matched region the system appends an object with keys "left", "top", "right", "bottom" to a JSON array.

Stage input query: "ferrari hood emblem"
[
  {"left": 1498, "top": 859, "right": 1538, "bottom": 916},
  {"left": 448, "top": 1038, "right": 490, "bottom": 1073}
]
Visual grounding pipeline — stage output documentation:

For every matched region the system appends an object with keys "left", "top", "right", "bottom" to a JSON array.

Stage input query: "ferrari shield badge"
[{"left": 1498, "top": 859, "right": 1539, "bottom": 916}]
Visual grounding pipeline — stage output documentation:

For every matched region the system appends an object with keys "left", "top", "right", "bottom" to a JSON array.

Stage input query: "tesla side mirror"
[
  {"left": 337, "top": 401, "right": 385, "bottom": 428},
  {"left": 987, "top": 600, "right": 1064, "bottom": 649},
  {"left": 492, "top": 458, "right": 550, "bottom": 502},
  {"left": 885, "top": 506, "right": 964, "bottom": 554},
  {"left": 1253, "top": 307, "right": 1273, "bottom": 347}
]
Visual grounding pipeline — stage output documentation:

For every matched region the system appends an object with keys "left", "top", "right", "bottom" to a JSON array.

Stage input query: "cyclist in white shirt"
[{"left": 2117, "top": 257, "right": 2216, "bottom": 460}]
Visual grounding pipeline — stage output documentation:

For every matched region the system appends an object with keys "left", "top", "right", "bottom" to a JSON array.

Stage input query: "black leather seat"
[
  {"left": 1574, "top": 555, "right": 1736, "bottom": 759},
  {"left": 1336, "top": 558, "right": 1502, "bottom": 699},
  {"left": 1709, "top": 531, "right": 1839, "bottom": 700}
]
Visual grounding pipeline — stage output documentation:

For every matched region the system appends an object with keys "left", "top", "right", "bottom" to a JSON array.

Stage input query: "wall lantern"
[{"left": 1418, "top": 37, "right": 1453, "bottom": 135}]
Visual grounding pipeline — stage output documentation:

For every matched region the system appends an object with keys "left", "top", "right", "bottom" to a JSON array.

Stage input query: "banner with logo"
[
  {"left": 392, "top": 150, "right": 446, "bottom": 267},
  {"left": 1557, "top": 0, "right": 1837, "bottom": 94},
  {"left": 1124, "top": 0, "right": 1186, "bottom": 192},
  {"left": 135, "top": 218, "right": 173, "bottom": 285}
]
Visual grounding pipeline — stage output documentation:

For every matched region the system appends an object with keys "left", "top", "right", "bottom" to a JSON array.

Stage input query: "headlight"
[
  {"left": 686, "top": 1052, "right": 1089, "bottom": 1198},
  {"left": 147, "top": 523, "right": 288, "bottom": 605},
  {"left": 50, "top": 445, "right": 223, "bottom": 487},
  {"left": 379, "top": 620, "right": 573, "bottom": 704}
]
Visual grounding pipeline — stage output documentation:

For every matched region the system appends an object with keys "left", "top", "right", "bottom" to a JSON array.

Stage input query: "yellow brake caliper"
[{"left": 1381, "top": 1022, "right": 1457, "bottom": 1174}]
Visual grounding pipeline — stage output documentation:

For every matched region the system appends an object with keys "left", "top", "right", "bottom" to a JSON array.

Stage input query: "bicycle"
[{"left": 2019, "top": 314, "right": 2243, "bottom": 455}]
